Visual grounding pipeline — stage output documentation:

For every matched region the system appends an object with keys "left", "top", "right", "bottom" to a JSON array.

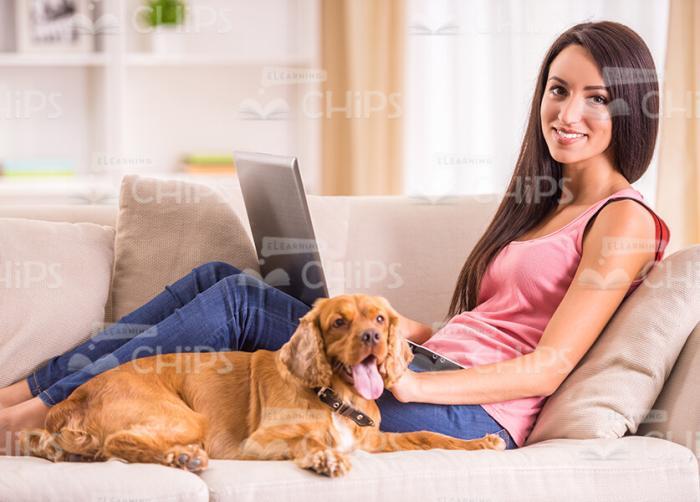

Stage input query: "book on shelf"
[
  {"left": 180, "top": 154, "right": 236, "bottom": 175},
  {"left": 0, "top": 158, "right": 75, "bottom": 177}
]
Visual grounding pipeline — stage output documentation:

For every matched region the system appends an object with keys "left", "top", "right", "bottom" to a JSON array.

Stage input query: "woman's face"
[{"left": 540, "top": 44, "right": 613, "bottom": 165}]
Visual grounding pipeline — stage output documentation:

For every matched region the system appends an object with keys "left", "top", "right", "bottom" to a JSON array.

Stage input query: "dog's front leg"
[
  {"left": 293, "top": 445, "right": 351, "bottom": 478},
  {"left": 236, "top": 426, "right": 352, "bottom": 477}
]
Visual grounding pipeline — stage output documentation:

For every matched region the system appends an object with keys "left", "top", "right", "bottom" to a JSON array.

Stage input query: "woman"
[{"left": 0, "top": 20, "right": 670, "bottom": 454}]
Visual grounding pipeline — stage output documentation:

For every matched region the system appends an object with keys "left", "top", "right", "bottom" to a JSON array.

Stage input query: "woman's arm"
[
  {"left": 397, "top": 314, "right": 433, "bottom": 344},
  {"left": 390, "top": 199, "right": 658, "bottom": 404}
]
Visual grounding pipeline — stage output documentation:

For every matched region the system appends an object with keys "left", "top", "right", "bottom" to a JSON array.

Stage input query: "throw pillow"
[
  {"left": 0, "top": 218, "right": 114, "bottom": 387},
  {"left": 525, "top": 245, "right": 700, "bottom": 445},
  {"left": 109, "top": 175, "right": 260, "bottom": 321}
]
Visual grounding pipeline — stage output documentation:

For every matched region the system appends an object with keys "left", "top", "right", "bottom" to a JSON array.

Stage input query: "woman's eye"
[
  {"left": 376, "top": 315, "right": 385, "bottom": 323},
  {"left": 591, "top": 95, "right": 608, "bottom": 105},
  {"left": 549, "top": 85, "right": 565, "bottom": 96},
  {"left": 333, "top": 318, "right": 346, "bottom": 328}
]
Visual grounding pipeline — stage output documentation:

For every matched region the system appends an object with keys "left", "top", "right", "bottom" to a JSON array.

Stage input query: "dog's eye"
[
  {"left": 376, "top": 314, "right": 385, "bottom": 323},
  {"left": 333, "top": 317, "right": 346, "bottom": 328}
]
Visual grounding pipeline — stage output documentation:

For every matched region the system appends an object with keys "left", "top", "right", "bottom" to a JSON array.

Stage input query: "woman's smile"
[{"left": 551, "top": 127, "right": 588, "bottom": 146}]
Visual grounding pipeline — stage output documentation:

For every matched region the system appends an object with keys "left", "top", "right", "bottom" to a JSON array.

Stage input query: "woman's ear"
[
  {"left": 377, "top": 298, "right": 414, "bottom": 388},
  {"left": 277, "top": 298, "right": 333, "bottom": 388}
]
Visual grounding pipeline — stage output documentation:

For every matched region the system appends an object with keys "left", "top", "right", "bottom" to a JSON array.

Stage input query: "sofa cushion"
[
  {"left": 526, "top": 245, "right": 700, "bottom": 445},
  {"left": 110, "top": 175, "right": 260, "bottom": 321},
  {"left": 0, "top": 457, "right": 208, "bottom": 502},
  {"left": 198, "top": 436, "right": 698, "bottom": 502},
  {"left": 0, "top": 218, "right": 114, "bottom": 388}
]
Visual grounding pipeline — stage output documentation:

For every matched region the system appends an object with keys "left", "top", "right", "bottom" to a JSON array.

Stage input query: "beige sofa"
[{"left": 0, "top": 184, "right": 698, "bottom": 502}]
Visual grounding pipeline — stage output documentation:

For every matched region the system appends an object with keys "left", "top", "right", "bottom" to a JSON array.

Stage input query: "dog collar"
[{"left": 313, "top": 387, "right": 376, "bottom": 427}]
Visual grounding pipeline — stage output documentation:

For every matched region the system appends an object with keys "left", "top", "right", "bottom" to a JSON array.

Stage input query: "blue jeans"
[{"left": 27, "top": 261, "right": 517, "bottom": 450}]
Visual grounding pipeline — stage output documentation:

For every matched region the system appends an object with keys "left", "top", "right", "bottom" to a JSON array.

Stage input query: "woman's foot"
[
  {"left": 0, "top": 397, "right": 51, "bottom": 456},
  {"left": 0, "top": 379, "right": 33, "bottom": 411}
]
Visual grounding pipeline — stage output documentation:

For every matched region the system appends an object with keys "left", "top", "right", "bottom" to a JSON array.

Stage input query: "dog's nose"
[{"left": 360, "top": 330, "right": 381, "bottom": 345}]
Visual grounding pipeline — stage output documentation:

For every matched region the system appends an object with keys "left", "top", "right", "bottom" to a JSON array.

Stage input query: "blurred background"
[{"left": 0, "top": 0, "right": 697, "bottom": 250}]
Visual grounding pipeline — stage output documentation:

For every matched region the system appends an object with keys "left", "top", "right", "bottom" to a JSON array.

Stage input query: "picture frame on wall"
[{"left": 14, "top": 0, "right": 94, "bottom": 53}]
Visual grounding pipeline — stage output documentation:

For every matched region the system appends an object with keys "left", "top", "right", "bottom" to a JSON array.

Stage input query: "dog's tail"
[{"left": 19, "top": 397, "right": 100, "bottom": 462}]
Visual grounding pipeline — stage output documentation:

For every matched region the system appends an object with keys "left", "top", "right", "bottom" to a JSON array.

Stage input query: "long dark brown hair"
[{"left": 446, "top": 21, "right": 660, "bottom": 320}]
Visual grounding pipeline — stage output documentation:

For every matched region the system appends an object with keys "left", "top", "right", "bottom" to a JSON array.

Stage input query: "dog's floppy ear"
[
  {"left": 277, "top": 297, "right": 333, "bottom": 389},
  {"left": 376, "top": 297, "right": 414, "bottom": 388}
]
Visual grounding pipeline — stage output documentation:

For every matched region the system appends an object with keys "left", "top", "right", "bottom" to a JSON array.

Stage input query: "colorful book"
[{"left": 0, "top": 159, "right": 75, "bottom": 177}]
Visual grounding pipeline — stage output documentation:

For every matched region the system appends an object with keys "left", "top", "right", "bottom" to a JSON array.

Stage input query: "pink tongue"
[{"left": 351, "top": 358, "right": 384, "bottom": 400}]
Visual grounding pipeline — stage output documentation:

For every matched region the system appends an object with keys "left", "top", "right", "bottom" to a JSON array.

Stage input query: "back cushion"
[
  {"left": 0, "top": 218, "right": 114, "bottom": 387},
  {"left": 307, "top": 194, "right": 499, "bottom": 325}
]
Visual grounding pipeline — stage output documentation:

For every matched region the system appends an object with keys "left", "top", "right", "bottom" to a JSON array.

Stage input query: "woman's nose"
[{"left": 557, "top": 95, "right": 585, "bottom": 125}]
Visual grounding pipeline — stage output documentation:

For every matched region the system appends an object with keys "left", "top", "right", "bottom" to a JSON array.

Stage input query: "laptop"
[
  {"left": 233, "top": 151, "right": 329, "bottom": 307},
  {"left": 233, "top": 151, "right": 464, "bottom": 371}
]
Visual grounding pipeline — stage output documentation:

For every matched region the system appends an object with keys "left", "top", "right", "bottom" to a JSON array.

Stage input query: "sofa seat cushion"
[
  {"left": 0, "top": 457, "right": 209, "bottom": 502},
  {"left": 199, "top": 437, "right": 699, "bottom": 502}
]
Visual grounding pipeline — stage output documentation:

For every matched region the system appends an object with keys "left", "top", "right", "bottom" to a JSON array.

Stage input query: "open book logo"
[
  {"left": 408, "top": 194, "right": 459, "bottom": 205},
  {"left": 238, "top": 98, "right": 290, "bottom": 120},
  {"left": 73, "top": 14, "right": 120, "bottom": 35},
  {"left": 240, "top": 267, "right": 291, "bottom": 288},
  {"left": 578, "top": 443, "right": 631, "bottom": 461},
  {"left": 577, "top": 267, "right": 631, "bottom": 290},
  {"left": 67, "top": 353, "right": 121, "bottom": 375},
  {"left": 606, "top": 98, "right": 631, "bottom": 117},
  {"left": 408, "top": 21, "right": 460, "bottom": 36},
  {"left": 68, "top": 187, "right": 117, "bottom": 205}
]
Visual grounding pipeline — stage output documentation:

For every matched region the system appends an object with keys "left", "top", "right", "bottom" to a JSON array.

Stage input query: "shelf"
[
  {"left": 0, "top": 52, "right": 109, "bottom": 67},
  {"left": 0, "top": 173, "right": 241, "bottom": 205},
  {"left": 125, "top": 53, "right": 314, "bottom": 67},
  {"left": 0, "top": 52, "right": 315, "bottom": 68}
]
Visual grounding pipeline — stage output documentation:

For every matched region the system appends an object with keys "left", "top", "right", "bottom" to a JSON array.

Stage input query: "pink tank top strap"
[
  {"left": 575, "top": 191, "right": 671, "bottom": 299},
  {"left": 576, "top": 192, "right": 671, "bottom": 263}
]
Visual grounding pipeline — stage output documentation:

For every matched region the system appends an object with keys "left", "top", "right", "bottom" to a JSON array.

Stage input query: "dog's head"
[{"left": 277, "top": 294, "right": 414, "bottom": 400}]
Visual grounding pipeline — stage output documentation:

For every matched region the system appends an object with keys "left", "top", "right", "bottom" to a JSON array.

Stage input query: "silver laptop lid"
[{"left": 233, "top": 151, "right": 329, "bottom": 307}]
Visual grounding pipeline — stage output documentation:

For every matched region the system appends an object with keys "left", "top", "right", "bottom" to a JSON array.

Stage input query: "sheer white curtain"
[{"left": 403, "top": 0, "right": 670, "bottom": 206}]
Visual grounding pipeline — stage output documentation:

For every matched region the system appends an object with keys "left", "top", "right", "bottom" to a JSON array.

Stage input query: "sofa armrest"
[{"left": 636, "top": 322, "right": 700, "bottom": 461}]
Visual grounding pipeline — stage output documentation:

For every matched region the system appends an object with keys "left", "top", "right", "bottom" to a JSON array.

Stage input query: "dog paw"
[
  {"left": 164, "top": 444, "right": 209, "bottom": 473},
  {"left": 296, "top": 449, "right": 351, "bottom": 477},
  {"left": 482, "top": 433, "right": 507, "bottom": 451}
]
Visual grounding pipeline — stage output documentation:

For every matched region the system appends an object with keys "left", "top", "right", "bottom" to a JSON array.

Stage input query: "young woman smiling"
[
  {"left": 381, "top": 21, "right": 669, "bottom": 447},
  {"left": 0, "top": 20, "right": 669, "bottom": 454}
]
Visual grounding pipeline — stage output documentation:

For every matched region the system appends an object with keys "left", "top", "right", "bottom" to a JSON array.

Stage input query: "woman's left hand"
[{"left": 387, "top": 368, "right": 421, "bottom": 403}]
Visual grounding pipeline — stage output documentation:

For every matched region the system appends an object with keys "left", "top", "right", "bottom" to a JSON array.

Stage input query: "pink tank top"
[{"left": 423, "top": 187, "right": 670, "bottom": 447}]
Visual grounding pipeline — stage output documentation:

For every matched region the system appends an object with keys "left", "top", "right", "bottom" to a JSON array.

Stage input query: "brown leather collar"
[{"left": 313, "top": 386, "right": 376, "bottom": 427}]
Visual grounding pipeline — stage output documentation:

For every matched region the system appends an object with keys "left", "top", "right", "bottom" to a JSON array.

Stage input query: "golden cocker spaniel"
[{"left": 20, "top": 294, "right": 505, "bottom": 477}]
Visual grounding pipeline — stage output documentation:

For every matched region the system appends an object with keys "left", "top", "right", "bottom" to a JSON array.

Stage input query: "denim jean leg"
[
  {"left": 375, "top": 361, "right": 519, "bottom": 449},
  {"left": 209, "top": 272, "right": 312, "bottom": 352},
  {"left": 37, "top": 267, "right": 312, "bottom": 406},
  {"left": 26, "top": 261, "right": 243, "bottom": 397}
]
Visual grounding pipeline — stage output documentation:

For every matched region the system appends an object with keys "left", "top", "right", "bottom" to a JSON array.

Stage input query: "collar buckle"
[{"left": 314, "top": 386, "right": 375, "bottom": 427}]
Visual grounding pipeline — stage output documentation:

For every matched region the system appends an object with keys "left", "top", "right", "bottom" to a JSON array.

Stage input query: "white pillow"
[
  {"left": 0, "top": 218, "right": 115, "bottom": 387},
  {"left": 525, "top": 245, "right": 700, "bottom": 445}
]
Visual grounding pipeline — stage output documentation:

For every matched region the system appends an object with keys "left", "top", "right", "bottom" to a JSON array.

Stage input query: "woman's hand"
[{"left": 387, "top": 367, "right": 422, "bottom": 403}]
